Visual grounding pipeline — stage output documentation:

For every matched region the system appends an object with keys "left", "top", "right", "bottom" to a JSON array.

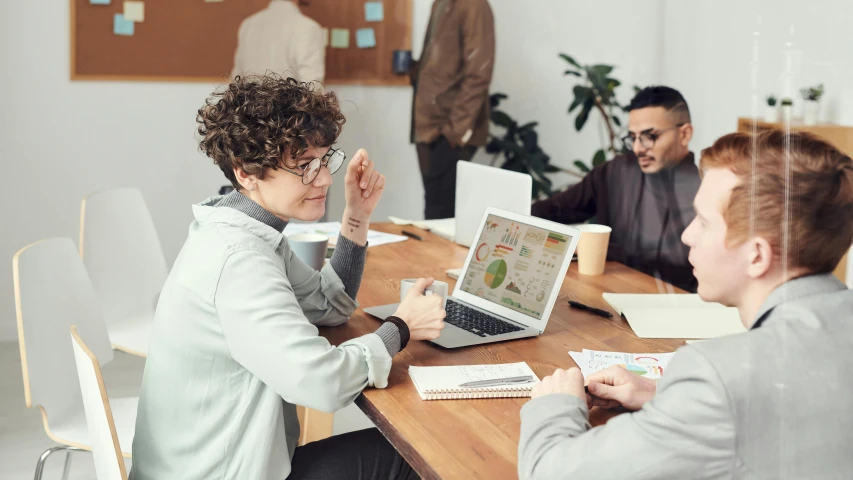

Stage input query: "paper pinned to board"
[
  {"left": 330, "top": 28, "right": 350, "bottom": 48},
  {"left": 602, "top": 293, "right": 746, "bottom": 339},
  {"left": 123, "top": 1, "right": 145, "bottom": 22},
  {"left": 113, "top": 14, "right": 134, "bottom": 36},
  {"left": 356, "top": 28, "right": 376, "bottom": 48},
  {"left": 364, "top": 2, "right": 384, "bottom": 22}
]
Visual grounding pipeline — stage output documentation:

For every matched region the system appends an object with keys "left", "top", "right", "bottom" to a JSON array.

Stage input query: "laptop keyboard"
[{"left": 445, "top": 299, "right": 524, "bottom": 337}]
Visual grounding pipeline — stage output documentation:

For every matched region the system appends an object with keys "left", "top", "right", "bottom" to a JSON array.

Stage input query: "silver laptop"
[
  {"left": 454, "top": 162, "right": 532, "bottom": 247},
  {"left": 365, "top": 208, "right": 580, "bottom": 348}
]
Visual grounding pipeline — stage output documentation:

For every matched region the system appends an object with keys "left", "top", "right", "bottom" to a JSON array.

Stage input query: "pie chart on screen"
[{"left": 483, "top": 259, "right": 507, "bottom": 289}]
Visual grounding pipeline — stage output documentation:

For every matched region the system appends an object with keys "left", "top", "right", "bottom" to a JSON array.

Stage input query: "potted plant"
[
  {"left": 800, "top": 84, "right": 825, "bottom": 125},
  {"left": 486, "top": 93, "right": 569, "bottom": 200},
  {"left": 765, "top": 95, "right": 779, "bottom": 123},
  {"left": 780, "top": 98, "right": 794, "bottom": 123},
  {"left": 559, "top": 53, "right": 634, "bottom": 173}
]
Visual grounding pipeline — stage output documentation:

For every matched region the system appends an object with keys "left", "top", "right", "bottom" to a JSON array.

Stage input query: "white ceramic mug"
[
  {"left": 400, "top": 279, "right": 448, "bottom": 308},
  {"left": 288, "top": 233, "right": 329, "bottom": 271}
]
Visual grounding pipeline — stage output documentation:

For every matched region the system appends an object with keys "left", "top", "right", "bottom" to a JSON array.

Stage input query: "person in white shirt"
[{"left": 232, "top": 0, "right": 326, "bottom": 83}]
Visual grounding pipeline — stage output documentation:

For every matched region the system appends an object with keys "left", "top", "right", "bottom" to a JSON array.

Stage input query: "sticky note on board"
[
  {"left": 330, "top": 28, "right": 350, "bottom": 48},
  {"left": 356, "top": 28, "right": 376, "bottom": 48},
  {"left": 124, "top": 1, "right": 145, "bottom": 22},
  {"left": 90, "top": 0, "right": 111, "bottom": 4},
  {"left": 113, "top": 14, "right": 135, "bottom": 36},
  {"left": 365, "top": 2, "right": 384, "bottom": 22}
]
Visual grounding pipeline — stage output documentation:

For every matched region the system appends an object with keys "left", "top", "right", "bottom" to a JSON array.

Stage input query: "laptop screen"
[{"left": 458, "top": 214, "right": 574, "bottom": 321}]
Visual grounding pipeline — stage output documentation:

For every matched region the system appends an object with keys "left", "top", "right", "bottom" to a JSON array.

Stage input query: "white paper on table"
[
  {"left": 569, "top": 349, "right": 675, "bottom": 380},
  {"left": 283, "top": 221, "right": 408, "bottom": 247},
  {"left": 602, "top": 293, "right": 745, "bottom": 339},
  {"left": 388, "top": 216, "right": 456, "bottom": 241}
]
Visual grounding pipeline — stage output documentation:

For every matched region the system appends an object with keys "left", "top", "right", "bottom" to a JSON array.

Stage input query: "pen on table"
[
  {"left": 401, "top": 230, "right": 422, "bottom": 241},
  {"left": 568, "top": 300, "right": 613, "bottom": 319},
  {"left": 458, "top": 375, "right": 534, "bottom": 388}
]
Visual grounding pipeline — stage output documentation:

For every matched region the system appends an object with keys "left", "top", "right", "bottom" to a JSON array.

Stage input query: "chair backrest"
[
  {"left": 70, "top": 326, "right": 128, "bottom": 480},
  {"left": 13, "top": 238, "right": 114, "bottom": 420},
  {"left": 80, "top": 187, "right": 168, "bottom": 326}
]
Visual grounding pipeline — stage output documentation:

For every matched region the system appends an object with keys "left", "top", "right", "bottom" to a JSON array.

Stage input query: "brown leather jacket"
[{"left": 411, "top": 0, "right": 495, "bottom": 147}]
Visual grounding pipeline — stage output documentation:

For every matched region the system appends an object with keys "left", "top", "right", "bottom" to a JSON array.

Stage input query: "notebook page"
[{"left": 409, "top": 362, "right": 538, "bottom": 394}]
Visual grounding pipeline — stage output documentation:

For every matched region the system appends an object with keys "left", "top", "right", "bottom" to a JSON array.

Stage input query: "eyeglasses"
[
  {"left": 284, "top": 148, "right": 346, "bottom": 185},
  {"left": 621, "top": 124, "right": 686, "bottom": 151}
]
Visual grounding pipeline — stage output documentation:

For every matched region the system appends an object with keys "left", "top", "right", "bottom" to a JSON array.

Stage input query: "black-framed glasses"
[
  {"left": 284, "top": 148, "right": 346, "bottom": 185},
  {"left": 621, "top": 123, "right": 686, "bottom": 151}
]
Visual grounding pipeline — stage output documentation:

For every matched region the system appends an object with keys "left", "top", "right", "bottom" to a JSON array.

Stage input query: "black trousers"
[
  {"left": 416, "top": 136, "right": 477, "bottom": 220},
  {"left": 288, "top": 428, "right": 419, "bottom": 480}
]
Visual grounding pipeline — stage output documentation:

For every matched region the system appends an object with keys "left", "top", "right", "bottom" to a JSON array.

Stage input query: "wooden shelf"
[{"left": 737, "top": 118, "right": 852, "bottom": 284}]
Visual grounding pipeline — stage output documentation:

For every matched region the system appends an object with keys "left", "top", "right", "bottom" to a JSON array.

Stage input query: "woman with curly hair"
[{"left": 130, "top": 74, "right": 444, "bottom": 480}]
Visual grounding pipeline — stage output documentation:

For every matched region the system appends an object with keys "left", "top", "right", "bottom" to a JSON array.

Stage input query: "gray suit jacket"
[{"left": 519, "top": 274, "right": 853, "bottom": 479}]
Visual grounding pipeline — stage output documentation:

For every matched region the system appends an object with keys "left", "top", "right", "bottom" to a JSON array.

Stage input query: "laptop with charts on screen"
[{"left": 364, "top": 208, "right": 580, "bottom": 348}]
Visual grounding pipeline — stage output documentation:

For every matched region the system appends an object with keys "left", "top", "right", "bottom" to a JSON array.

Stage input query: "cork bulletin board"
[{"left": 70, "top": 0, "right": 411, "bottom": 85}]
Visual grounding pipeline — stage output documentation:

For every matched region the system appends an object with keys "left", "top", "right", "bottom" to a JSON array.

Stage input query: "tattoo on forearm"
[{"left": 347, "top": 218, "right": 362, "bottom": 233}]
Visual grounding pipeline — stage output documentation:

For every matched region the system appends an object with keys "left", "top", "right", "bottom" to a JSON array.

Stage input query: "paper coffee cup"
[
  {"left": 400, "top": 279, "right": 448, "bottom": 308},
  {"left": 575, "top": 225, "right": 612, "bottom": 276},
  {"left": 288, "top": 233, "right": 329, "bottom": 271}
]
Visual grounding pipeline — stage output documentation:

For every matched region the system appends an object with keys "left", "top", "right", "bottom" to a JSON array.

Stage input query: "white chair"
[
  {"left": 80, "top": 187, "right": 168, "bottom": 357},
  {"left": 13, "top": 238, "right": 138, "bottom": 480},
  {"left": 70, "top": 326, "right": 129, "bottom": 480}
]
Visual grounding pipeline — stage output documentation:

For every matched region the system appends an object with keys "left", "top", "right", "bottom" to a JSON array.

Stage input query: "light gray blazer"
[{"left": 519, "top": 274, "right": 853, "bottom": 479}]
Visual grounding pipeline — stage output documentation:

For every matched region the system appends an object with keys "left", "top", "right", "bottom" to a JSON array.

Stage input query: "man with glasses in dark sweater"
[{"left": 532, "top": 86, "right": 699, "bottom": 292}]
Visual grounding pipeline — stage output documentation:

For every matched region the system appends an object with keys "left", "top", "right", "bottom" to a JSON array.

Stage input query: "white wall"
[
  {"left": 661, "top": 0, "right": 853, "bottom": 281},
  {"left": 1, "top": 0, "right": 669, "bottom": 340},
  {"left": 476, "top": 0, "right": 665, "bottom": 190},
  {"left": 662, "top": 0, "right": 853, "bottom": 154}
]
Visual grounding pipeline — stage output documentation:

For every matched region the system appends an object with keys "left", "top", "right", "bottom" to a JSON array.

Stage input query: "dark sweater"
[{"left": 532, "top": 153, "right": 700, "bottom": 292}]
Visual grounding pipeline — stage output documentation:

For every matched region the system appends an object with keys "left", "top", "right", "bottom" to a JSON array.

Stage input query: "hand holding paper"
[
  {"left": 586, "top": 365, "right": 657, "bottom": 411},
  {"left": 531, "top": 367, "right": 586, "bottom": 400}
]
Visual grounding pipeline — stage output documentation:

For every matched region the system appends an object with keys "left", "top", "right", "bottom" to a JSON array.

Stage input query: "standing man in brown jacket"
[{"left": 411, "top": 0, "right": 495, "bottom": 219}]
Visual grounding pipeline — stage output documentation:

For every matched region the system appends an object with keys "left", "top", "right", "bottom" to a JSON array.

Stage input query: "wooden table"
[{"left": 320, "top": 224, "right": 688, "bottom": 480}]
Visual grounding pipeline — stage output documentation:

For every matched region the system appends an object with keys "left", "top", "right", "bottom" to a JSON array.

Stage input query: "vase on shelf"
[
  {"left": 803, "top": 100, "right": 820, "bottom": 125},
  {"left": 780, "top": 103, "right": 794, "bottom": 124},
  {"left": 764, "top": 105, "right": 779, "bottom": 123}
]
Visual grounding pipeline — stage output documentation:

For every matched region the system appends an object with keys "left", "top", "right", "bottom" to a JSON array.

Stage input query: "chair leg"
[
  {"left": 33, "top": 446, "right": 86, "bottom": 480},
  {"left": 60, "top": 450, "right": 73, "bottom": 480},
  {"left": 34, "top": 446, "right": 65, "bottom": 480}
]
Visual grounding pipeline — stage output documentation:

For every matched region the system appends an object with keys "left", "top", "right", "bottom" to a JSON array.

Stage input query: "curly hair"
[{"left": 196, "top": 74, "right": 346, "bottom": 189}]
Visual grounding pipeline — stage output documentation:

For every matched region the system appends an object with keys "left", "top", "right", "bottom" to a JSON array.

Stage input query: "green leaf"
[
  {"left": 490, "top": 110, "right": 513, "bottom": 128},
  {"left": 485, "top": 140, "right": 502, "bottom": 154},
  {"left": 592, "top": 149, "right": 606, "bottom": 167},
  {"left": 520, "top": 129, "right": 539, "bottom": 152},
  {"left": 519, "top": 121, "right": 539, "bottom": 131},
  {"left": 605, "top": 78, "right": 622, "bottom": 88},
  {"left": 559, "top": 53, "right": 582, "bottom": 69},
  {"left": 543, "top": 164, "right": 561, "bottom": 173},
  {"left": 612, "top": 115, "right": 621, "bottom": 127},
  {"left": 590, "top": 65, "right": 614, "bottom": 76},
  {"left": 564, "top": 70, "right": 582, "bottom": 77},
  {"left": 633, "top": 85, "right": 643, "bottom": 94},
  {"left": 569, "top": 85, "right": 593, "bottom": 113},
  {"left": 574, "top": 160, "right": 591, "bottom": 173},
  {"left": 489, "top": 92, "right": 508, "bottom": 108},
  {"left": 575, "top": 98, "right": 594, "bottom": 131}
]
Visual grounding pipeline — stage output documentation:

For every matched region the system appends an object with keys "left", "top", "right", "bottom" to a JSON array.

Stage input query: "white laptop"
[
  {"left": 454, "top": 162, "right": 532, "bottom": 247},
  {"left": 364, "top": 208, "right": 580, "bottom": 349}
]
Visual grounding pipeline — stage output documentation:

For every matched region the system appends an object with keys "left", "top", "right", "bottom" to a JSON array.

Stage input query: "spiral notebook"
[{"left": 408, "top": 362, "right": 540, "bottom": 400}]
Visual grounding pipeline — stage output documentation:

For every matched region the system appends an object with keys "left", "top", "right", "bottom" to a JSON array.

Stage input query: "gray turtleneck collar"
[{"left": 215, "top": 190, "right": 289, "bottom": 232}]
